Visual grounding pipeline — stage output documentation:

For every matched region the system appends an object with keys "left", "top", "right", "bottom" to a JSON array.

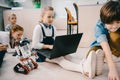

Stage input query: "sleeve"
[
  {"left": 94, "top": 20, "right": 108, "bottom": 43},
  {"left": 32, "top": 24, "right": 44, "bottom": 49},
  {"left": 5, "top": 24, "right": 11, "bottom": 32}
]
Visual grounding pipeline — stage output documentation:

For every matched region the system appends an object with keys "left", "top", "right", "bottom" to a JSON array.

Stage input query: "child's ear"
[
  {"left": 41, "top": 15, "right": 44, "bottom": 19},
  {"left": 40, "top": 15, "right": 44, "bottom": 21}
]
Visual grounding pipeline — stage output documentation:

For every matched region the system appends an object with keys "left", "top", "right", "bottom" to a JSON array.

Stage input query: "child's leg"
[
  {"left": 86, "top": 46, "right": 102, "bottom": 58},
  {"left": 87, "top": 46, "right": 105, "bottom": 76},
  {"left": 46, "top": 57, "right": 82, "bottom": 72},
  {"left": 46, "top": 51, "right": 96, "bottom": 78}
]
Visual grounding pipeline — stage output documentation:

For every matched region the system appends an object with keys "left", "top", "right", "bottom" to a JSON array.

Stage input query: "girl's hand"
[
  {"left": 0, "top": 44, "right": 8, "bottom": 51},
  {"left": 108, "top": 69, "right": 120, "bottom": 80},
  {"left": 48, "top": 45, "right": 53, "bottom": 49},
  {"left": 42, "top": 44, "right": 53, "bottom": 49}
]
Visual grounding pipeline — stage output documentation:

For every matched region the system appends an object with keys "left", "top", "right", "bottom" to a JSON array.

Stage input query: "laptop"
[{"left": 37, "top": 33, "right": 83, "bottom": 59}]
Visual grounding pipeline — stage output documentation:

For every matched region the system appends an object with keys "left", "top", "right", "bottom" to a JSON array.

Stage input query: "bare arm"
[
  {"left": 100, "top": 41, "right": 119, "bottom": 80},
  {"left": 42, "top": 45, "right": 53, "bottom": 49}
]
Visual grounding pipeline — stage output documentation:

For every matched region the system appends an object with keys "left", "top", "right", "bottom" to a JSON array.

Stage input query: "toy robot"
[{"left": 13, "top": 40, "right": 38, "bottom": 74}]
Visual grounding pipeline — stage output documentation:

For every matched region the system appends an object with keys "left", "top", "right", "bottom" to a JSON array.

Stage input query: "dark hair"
[{"left": 100, "top": 1, "right": 120, "bottom": 24}]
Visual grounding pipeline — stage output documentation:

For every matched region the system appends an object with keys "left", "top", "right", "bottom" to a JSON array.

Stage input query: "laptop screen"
[{"left": 52, "top": 33, "right": 83, "bottom": 56}]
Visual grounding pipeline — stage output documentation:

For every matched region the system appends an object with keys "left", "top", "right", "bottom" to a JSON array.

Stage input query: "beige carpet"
[{"left": 0, "top": 48, "right": 120, "bottom": 80}]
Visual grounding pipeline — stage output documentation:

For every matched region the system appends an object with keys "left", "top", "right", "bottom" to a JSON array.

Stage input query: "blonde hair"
[
  {"left": 8, "top": 13, "right": 16, "bottom": 20},
  {"left": 39, "top": 6, "right": 54, "bottom": 23}
]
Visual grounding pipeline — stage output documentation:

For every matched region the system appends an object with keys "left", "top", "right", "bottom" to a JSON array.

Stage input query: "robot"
[{"left": 13, "top": 40, "right": 38, "bottom": 74}]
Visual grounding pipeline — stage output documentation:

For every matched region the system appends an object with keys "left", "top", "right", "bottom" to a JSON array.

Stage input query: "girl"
[
  {"left": 5, "top": 13, "right": 17, "bottom": 32},
  {"left": 88, "top": 1, "right": 120, "bottom": 80},
  {"left": 9, "top": 24, "right": 24, "bottom": 48},
  {"left": 32, "top": 6, "right": 96, "bottom": 78},
  {"left": 0, "top": 25, "right": 23, "bottom": 67}
]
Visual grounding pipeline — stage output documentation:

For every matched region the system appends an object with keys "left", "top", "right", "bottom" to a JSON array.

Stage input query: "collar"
[{"left": 43, "top": 23, "right": 52, "bottom": 29}]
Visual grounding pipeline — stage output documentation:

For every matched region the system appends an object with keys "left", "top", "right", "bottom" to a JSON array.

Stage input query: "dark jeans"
[
  {"left": 32, "top": 49, "right": 46, "bottom": 62},
  {"left": 0, "top": 50, "right": 6, "bottom": 67}
]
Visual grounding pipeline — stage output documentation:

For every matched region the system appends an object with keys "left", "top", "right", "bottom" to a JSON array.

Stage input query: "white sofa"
[{"left": 1, "top": 5, "right": 120, "bottom": 80}]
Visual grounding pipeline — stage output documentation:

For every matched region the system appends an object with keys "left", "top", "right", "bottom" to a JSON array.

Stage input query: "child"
[
  {"left": 5, "top": 13, "right": 17, "bottom": 32},
  {"left": 0, "top": 25, "right": 23, "bottom": 67},
  {"left": 88, "top": 1, "right": 120, "bottom": 80},
  {"left": 5, "top": 25, "right": 38, "bottom": 74},
  {"left": 32, "top": 6, "right": 97, "bottom": 78},
  {"left": 9, "top": 24, "right": 24, "bottom": 48},
  {"left": 5, "top": 13, "right": 31, "bottom": 43}
]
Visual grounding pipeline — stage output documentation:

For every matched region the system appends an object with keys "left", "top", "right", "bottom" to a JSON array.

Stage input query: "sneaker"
[
  {"left": 95, "top": 49, "right": 104, "bottom": 76},
  {"left": 14, "top": 63, "right": 30, "bottom": 74},
  {"left": 82, "top": 50, "right": 96, "bottom": 78}
]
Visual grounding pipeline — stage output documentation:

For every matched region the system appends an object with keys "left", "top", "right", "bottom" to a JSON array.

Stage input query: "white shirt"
[
  {"left": 32, "top": 23, "right": 56, "bottom": 49},
  {"left": 0, "top": 31, "right": 10, "bottom": 47}
]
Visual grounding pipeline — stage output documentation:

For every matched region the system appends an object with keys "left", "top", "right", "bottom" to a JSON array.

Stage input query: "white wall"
[
  {"left": 3, "top": 5, "right": 102, "bottom": 47},
  {"left": 52, "top": 0, "right": 107, "bottom": 18}
]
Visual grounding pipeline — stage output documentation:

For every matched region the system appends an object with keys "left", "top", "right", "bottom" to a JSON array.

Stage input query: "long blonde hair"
[{"left": 39, "top": 6, "right": 54, "bottom": 23}]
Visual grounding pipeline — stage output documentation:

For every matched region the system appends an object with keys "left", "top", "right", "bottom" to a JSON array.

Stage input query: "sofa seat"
[{"left": 0, "top": 47, "right": 120, "bottom": 80}]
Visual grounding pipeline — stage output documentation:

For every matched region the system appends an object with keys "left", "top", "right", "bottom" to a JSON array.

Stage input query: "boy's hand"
[{"left": 108, "top": 68, "right": 120, "bottom": 80}]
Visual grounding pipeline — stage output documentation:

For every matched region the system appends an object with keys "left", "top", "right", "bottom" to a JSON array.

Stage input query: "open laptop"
[{"left": 37, "top": 33, "right": 83, "bottom": 59}]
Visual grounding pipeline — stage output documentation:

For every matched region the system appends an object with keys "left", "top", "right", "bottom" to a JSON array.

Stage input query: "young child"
[
  {"left": 5, "top": 13, "right": 17, "bottom": 32},
  {"left": 32, "top": 6, "right": 96, "bottom": 78},
  {"left": 0, "top": 25, "right": 23, "bottom": 67},
  {"left": 9, "top": 24, "right": 23, "bottom": 48},
  {"left": 88, "top": 1, "right": 120, "bottom": 80},
  {"left": 6, "top": 25, "right": 38, "bottom": 74}
]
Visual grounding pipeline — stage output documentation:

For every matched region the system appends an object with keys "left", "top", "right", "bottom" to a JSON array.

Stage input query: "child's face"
[
  {"left": 12, "top": 30, "right": 23, "bottom": 41},
  {"left": 42, "top": 10, "right": 54, "bottom": 25},
  {"left": 105, "top": 21, "right": 120, "bottom": 32},
  {"left": 9, "top": 15, "right": 17, "bottom": 24}
]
